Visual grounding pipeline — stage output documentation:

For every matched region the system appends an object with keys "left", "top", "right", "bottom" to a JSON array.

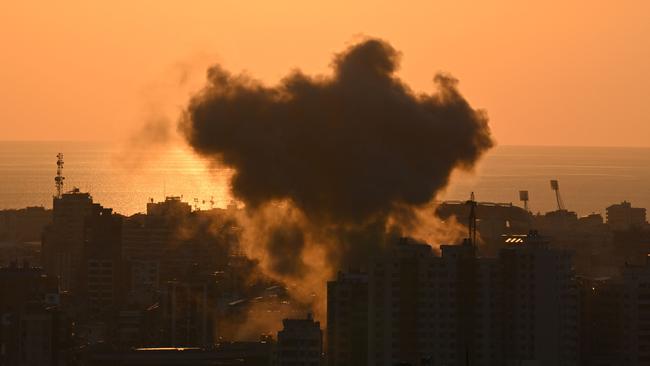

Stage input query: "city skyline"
[{"left": 2, "top": 2, "right": 650, "bottom": 365}]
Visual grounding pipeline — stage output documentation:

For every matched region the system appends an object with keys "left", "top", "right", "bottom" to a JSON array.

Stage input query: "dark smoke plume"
[{"left": 180, "top": 38, "right": 493, "bottom": 280}]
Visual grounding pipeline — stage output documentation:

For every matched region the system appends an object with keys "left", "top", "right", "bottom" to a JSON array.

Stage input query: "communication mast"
[
  {"left": 550, "top": 179, "right": 565, "bottom": 211},
  {"left": 519, "top": 190, "right": 530, "bottom": 211},
  {"left": 55, "top": 153, "right": 65, "bottom": 198},
  {"left": 193, "top": 197, "right": 200, "bottom": 211}
]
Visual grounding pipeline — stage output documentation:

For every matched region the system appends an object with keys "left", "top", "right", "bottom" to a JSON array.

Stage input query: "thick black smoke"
[{"left": 180, "top": 38, "right": 493, "bottom": 275}]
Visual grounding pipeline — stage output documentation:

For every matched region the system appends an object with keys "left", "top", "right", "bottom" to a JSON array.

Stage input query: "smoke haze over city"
[
  {"left": 1, "top": 2, "right": 650, "bottom": 365},
  {"left": 180, "top": 38, "right": 492, "bottom": 291}
]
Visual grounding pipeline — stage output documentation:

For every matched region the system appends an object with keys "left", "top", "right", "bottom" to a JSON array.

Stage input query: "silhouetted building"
[
  {"left": 0, "top": 265, "right": 66, "bottom": 366},
  {"left": 578, "top": 276, "right": 625, "bottom": 366},
  {"left": 146, "top": 196, "right": 192, "bottom": 218},
  {"left": 367, "top": 233, "right": 578, "bottom": 366},
  {"left": 114, "top": 304, "right": 162, "bottom": 348},
  {"left": 499, "top": 232, "right": 578, "bottom": 365},
  {"left": 42, "top": 188, "right": 95, "bottom": 293},
  {"left": 621, "top": 258, "right": 650, "bottom": 365},
  {"left": 125, "top": 258, "right": 160, "bottom": 306},
  {"left": 0, "top": 206, "right": 51, "bottom": 244},
  {"left": 0, "top": 304, "right": 64, "bottom": 366},
  {"left": 607, "top": 201, "right": 647, "bottom": 231},
  {"left": 161, "top": 271, "right": 217, "bottom": 347},
  {"left": 327, "top": 271, "right": 368, "bottom": 366},
  {"left": 368, "top": 239, "right": 495, "bottom": 366},
  {"left": 122, "top": 197, "right": 222, "bottom": 288},
  {"left": 0, "top": 264, "right": 59, "bottom": 310},
  {"left": 276, "top": 313, "right": 322, "bottom": 366},
  {"left": 82, "top": 206, "right": 123, "bottom": 317},
  {"left": 578, "top": 212, "right": 604, "bottom": 227},
  {"left": 435, "top": 201, "right": 533, "bottom": 256},
  {"left": 535, "top": 209, "right": 579, "bottom": 235},
  {"left": 122, "top": 196, "right": 192, "bottom": 276}
]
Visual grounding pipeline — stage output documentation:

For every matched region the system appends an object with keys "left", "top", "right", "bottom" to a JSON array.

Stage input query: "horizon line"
[{"left": 1, "top": 139, "right": 649, "bottom": 149}]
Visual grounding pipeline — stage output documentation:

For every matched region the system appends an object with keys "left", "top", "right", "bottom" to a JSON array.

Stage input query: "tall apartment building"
[
  {"left": 606, "top": 201, "right": 647, "bottom": 231},
  {"left": 499, "top": 233, "right": 578, "bottom": 365},
  {"left": 578, "top": 276, "right": 625, "bottom": 366},
  {"left": 621, "top": 259, "right": 650, "bottom": 365},
  {"left": 126, "top": 259, "right": 160, "bottom": 306},
  {"left": 276, "top": 313, "right": 323, "bottom": 366},
  {"left": 367, "top": 239, "right": 498, "bottom": 366},
  {"left": 571, "top": 257, "right": 650, "bottom": 366},
  {"left": 82, "top": 206, "right": 123, "bottom": 317},
  {"left": 122, "top": 197, "right": 220, "bottom": 286},
  {"left": 121, "top": 197, "right": 189, "bottom": 266},
  {"left": 327, "top": 271, "right": 368, "bottom": 366},
  {"left": 161, "top": 270, "right": 218, "bottom": 347},
  {"left": 42, "top": 188, "right": 95, "bottom": 293},
  {"left": 0, "top": 264, "right": 64, "bottom": 366},
  {"left": 364, "top": 233, "right": 578, "bottom": 366}
]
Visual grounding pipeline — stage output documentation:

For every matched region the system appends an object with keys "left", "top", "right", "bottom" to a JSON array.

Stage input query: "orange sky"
[{"left": 1, "top": 0, "right": 648, "bottom": 146}]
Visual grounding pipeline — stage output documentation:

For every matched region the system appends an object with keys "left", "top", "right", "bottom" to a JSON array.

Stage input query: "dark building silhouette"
[
  {"left": 122, "top": 197, "right": 190, "bottom": 285},
  {"left": 621, "top": 259, "right": 650, "bottom": 365},
  {"left": 578, "top": 258, "right": 650, "bottom": 366},
  {"left": 161, "top": 270, "right": 218, "bottom": 348},
  {"left": 42, "top": 188, "right": 125, "bottom": 320},
  {"left": 435, "top": 201, "right": 533, "bottom": 256},
  {"left": 0, "top": 264, "right": 66, "bottom": 366},
  {"left": 122, "top": 196, "right": 225, "bottom": 291},
  {"left": 368, "top": 239, "right": 493, "bottom": 366},
  {"left": 367, "top": 233, "right": 577, "bottom": 366},
  {"left": 578, "top": 276, "right": 625, "bottom": 366},
  {"left": 276, "top": 313, "right": 322, "bottom": 366},
  {"left": 327, "top": 271, "right": 368, "bottom": 366},
  {"left": 0, "top": 206, "right": 51, "bottom": 244},
  {"left": 607, "top": 201, "right": 647, "bottom": 231},
  {"left": 42, "top": 188, "right": 96, "bottom": 294},
  {"left": 82, "top": 205, "right": 123, "bottom": 318},
  {"left": 498, "top": 233, "right": 578, "bottom": 365}
]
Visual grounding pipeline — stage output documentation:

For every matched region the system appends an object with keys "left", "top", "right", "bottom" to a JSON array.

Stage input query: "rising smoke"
[{"left": 179, "top": 38, "right": 493, "bottom": 316}]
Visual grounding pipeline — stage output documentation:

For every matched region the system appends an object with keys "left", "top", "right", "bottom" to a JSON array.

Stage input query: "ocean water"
[{"left": 0, "top": 141, "right": 648, "bottom": 217}]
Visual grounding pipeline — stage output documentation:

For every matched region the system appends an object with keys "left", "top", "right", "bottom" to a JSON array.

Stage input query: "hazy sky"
[{"left": 1, "top": 0, "right": 648, "bottom": 146}]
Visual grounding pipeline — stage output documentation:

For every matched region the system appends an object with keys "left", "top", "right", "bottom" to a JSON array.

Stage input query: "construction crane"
[
  {"left": 55, "top": 153, "right": 65, "bottom": 198},
  {"left": 550, "top": 179, "right": 565, "bottom": 211},
  {"left": 519, "top": 190, "right": 529, "bottom": 211},
  {"left": 466, "top": 192, "right": 477, "bottom": 246}
]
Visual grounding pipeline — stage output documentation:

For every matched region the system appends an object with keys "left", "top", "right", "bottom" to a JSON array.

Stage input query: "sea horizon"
[{"left": 1, "top": 141, "right": 649, "bottom": 217}]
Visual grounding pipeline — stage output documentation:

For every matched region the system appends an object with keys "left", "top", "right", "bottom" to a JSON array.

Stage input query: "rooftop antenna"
[
  {"left": 519, "top": 190, "right": 529, "bottom": 211},
  {"left": 55, "top": 153, "right": 65, "bottom": 198},
  {"left": 550, "top": 180, "right": 565, "bottom": 211},
  {"left": 193, "top": 197, "right": 200, "bottom": 211},
  {"left": 466, "top": 192, "right": 477, "bottom": 246}
]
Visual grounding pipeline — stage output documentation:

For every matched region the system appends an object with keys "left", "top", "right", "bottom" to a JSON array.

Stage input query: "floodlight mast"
[
  {"left": 550, "top": 180, "right": 565, "bottom": 211},
  {"left": 519, "top": 190, "right": 529, "bottom": 211}
]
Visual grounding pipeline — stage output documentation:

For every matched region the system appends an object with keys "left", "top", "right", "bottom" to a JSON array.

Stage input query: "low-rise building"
[{"left": 276, "top": 313, "right": 322, "bottom": 366}]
